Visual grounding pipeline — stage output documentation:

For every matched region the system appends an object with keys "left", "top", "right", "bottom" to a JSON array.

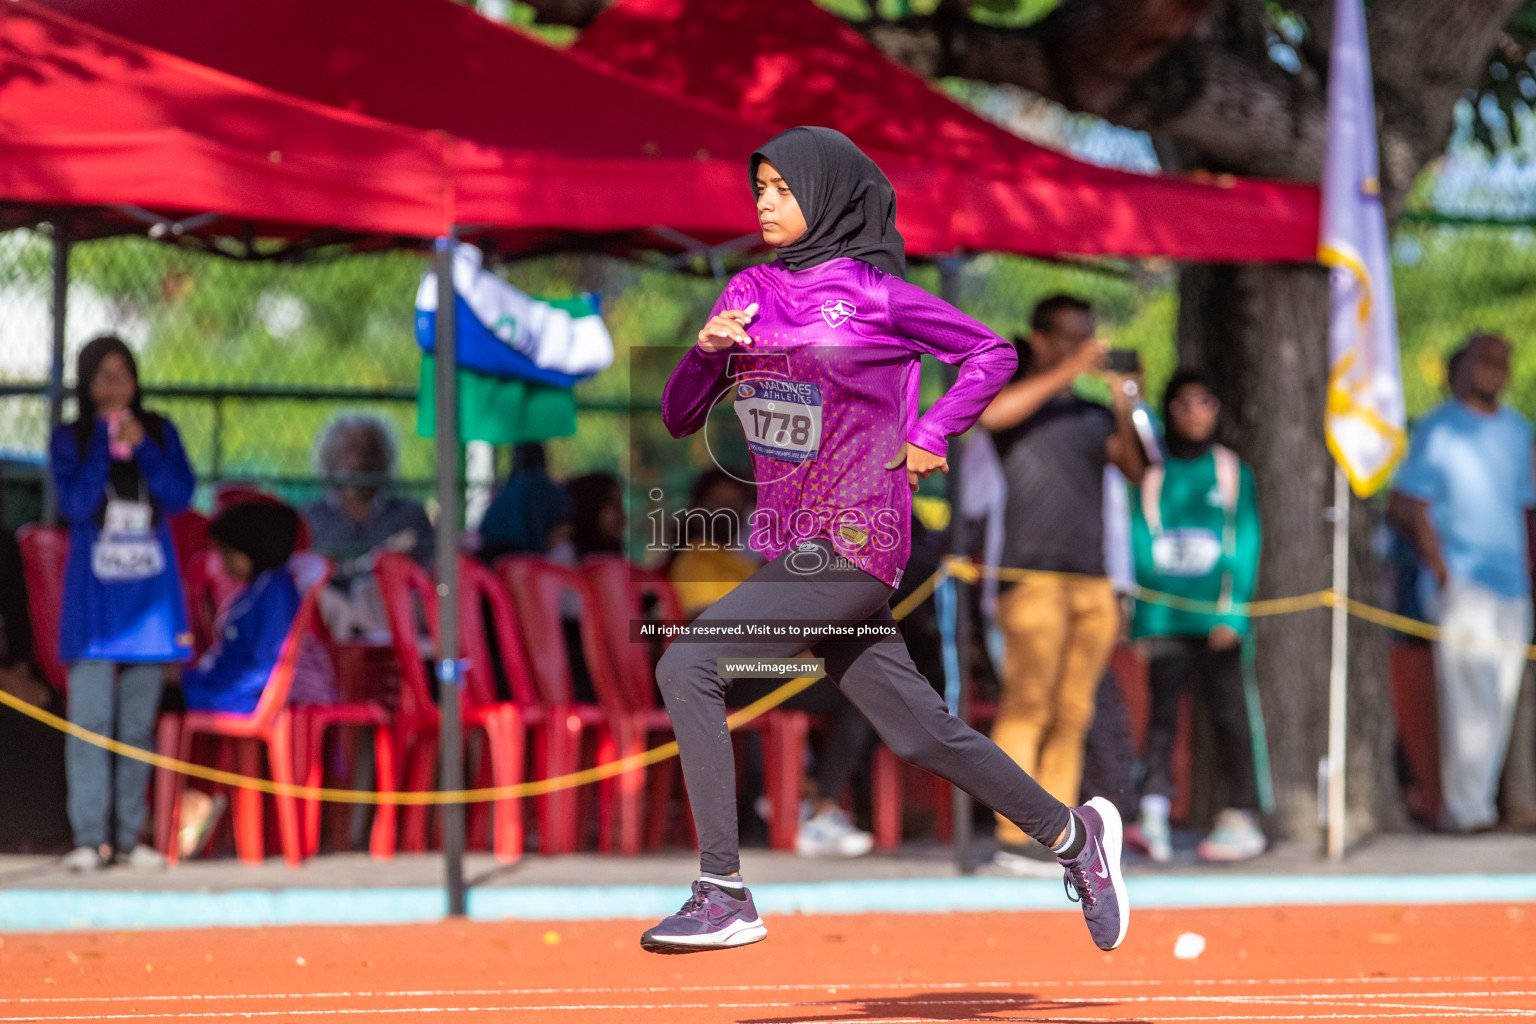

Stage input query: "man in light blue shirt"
[{"left": 1389, "top": 334, "right": 1535, "bottom": 831}]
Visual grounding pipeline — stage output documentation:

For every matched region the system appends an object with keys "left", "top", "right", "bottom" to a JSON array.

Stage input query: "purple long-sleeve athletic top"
[{"left": 662, "top": 258, "right": 1016, "bottom": 588}]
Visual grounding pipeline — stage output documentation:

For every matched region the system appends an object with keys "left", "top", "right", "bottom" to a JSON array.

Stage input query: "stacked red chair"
[
  {"left": 575, "top": 554, "right": 819, "bottom": 854},
  {"left": 498, "top": 555, "right": 634, "bottom": 855},
  {"left": 373, "top": 552, "right": 528, "bottom": 864}
]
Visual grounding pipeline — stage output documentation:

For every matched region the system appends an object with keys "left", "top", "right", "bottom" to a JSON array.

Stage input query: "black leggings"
[
  {"left": 656, "top": 539, "right": 1070, "bottom": 876},
  {"left": 1140, "top": 636, "right": 1259, "bottom": 812}
]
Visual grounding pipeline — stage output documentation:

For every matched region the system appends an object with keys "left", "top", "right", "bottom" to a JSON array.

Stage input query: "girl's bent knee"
[{"left": 655, "top": 646, "right": 708, "bottom": 700}]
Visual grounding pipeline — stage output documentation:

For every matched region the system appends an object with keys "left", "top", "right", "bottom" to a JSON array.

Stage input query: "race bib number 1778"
[{"left": 734, "top": 378, "right": 823, "bottom": 463}]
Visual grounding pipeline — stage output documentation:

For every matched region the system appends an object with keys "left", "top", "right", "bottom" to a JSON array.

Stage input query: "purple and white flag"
[{"left": 1320, "top": 0, "right": 1406, "bottom": 496}]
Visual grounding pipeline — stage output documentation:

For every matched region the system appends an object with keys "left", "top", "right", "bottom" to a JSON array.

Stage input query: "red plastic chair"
[
  {"left": 456, "top": 556, "right": 551, "bottom": 861},
  {"left": 1390, "top": 641, "right": 1441, "bottom": 824},
  {"left": 499, "top": 555, "right": 635, "bottom": 854},
  {"left": 182, "top": 548, "right": 244, "bottom": 657},
  {"left": 168, "top": 510, "right": 210, "bottom": 582},
  {"left": 17, "top": 525, "right": 69, "bottom": 692},
  {"left": 158, "top": 564, "right": 340, "bottom": 866},
  {"left": 288, "top": 552, "right": 399, "bottom": 861},
  {"left": 577, "top": 554, "right": 814, "bottom": 854},
  {"left": 575, "top": 555, "right": 689, "bottom": 853},
  {"left": 374, "top": 552, "right": 528, "bottom": 864}
]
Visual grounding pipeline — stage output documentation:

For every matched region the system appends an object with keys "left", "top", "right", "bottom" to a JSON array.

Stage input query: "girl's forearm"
[{"left": 661, "top": 345, "right": 731, "bottom": 438}]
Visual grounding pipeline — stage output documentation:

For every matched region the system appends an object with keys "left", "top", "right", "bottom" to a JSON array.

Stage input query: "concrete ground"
[{"left": 1, "top": 831, "right": 1531, "bottom": 894}]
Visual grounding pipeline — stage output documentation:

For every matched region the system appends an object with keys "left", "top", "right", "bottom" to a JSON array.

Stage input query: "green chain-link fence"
[{"left": 0, "top": 122, "right": 1530, "bottom": 536}]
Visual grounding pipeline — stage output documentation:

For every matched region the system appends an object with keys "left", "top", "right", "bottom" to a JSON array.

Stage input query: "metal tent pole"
[
  {"left": 45, "top": 222, "right": 70, "bottom": 524},
  {"left": 1325, "top": 466, "right": 1350, "bottom": 860},
  {"left": 938, "top": 256, "right": 974, "bottom": 875},
  {"left": 434, "top": 234, "right": 467, "bottom": 915}
]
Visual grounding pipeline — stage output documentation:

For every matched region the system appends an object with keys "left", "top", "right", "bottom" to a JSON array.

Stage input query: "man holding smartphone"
[{"left": 978, "top": 294, "right": 1147, "bottom": 873}]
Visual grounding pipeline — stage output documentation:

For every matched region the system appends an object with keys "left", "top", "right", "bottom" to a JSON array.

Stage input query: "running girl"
[{"left": 643, "top": 126, "right": 1128, "bottom": 954}]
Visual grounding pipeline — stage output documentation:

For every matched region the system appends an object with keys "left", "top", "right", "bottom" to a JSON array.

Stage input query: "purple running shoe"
[
  {"left": 640, "top": 880, "right": 768, "bottom": 954},
  {"left": 1059, "top": 796, "right": 1131, "bottom": 951}
]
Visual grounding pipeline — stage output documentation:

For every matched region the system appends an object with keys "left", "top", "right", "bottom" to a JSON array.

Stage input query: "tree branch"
[
  {"left": 865, "top": 1, "right": 1328, "bottom": 178},
  {"left": 863, "top": 0, "right": 1221, "bottom": 114},
  {"left": 1369, "top": 0, "right": 1525, "bottom": 199}
]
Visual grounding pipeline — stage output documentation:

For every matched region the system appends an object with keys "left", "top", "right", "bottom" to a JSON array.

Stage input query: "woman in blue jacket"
[{"left": 50, "top": 336, "right": 194, "bottom": 872}]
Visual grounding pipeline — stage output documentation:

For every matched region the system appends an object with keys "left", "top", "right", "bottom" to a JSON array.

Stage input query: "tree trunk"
[{"left": 1178, "top": 262, "right": 1405, "bottom": 839}]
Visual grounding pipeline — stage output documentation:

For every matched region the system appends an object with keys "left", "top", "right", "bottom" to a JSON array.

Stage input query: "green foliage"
[
  {"left": 1393, "top": 224, "right": 1536, "bottom": 418},
  {"left": 814, "top": 0, "right": 1057, "bottom": 23},
  {"left": 967, "top": 0, "right": 1060, "bottom": 28},
  {"left": 506, "top": 1, "right": 577, "bottom": 45}
]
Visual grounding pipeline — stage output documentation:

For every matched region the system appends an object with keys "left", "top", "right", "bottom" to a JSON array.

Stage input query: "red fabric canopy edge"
[
  {"left": 573, "top": 0, "right": 1321, "bottom": 263},
  {"left": 0, "top": 3, "right": 453, "bottom": 241}
]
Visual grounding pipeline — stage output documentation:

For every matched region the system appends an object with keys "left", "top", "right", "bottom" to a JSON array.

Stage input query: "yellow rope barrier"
[
  {"left": 0, "top": 555, "right": 1519, "bottom": 804},
  {"left": 0, "top": 670, "right": 823, "bottom": 805}
]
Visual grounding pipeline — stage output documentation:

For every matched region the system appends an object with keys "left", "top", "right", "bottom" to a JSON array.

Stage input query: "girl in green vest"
[{"left": 1130, "top": 370, "right": 1265, "bottom": 862}]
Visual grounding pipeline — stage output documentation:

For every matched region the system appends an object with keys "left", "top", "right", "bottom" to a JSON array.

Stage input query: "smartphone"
[
  {"left": 106, "top": 410, "right": 132, "bottom": 461},
  {"left": 1105, "top": 349, "right": 1141, "bottom": 374}
]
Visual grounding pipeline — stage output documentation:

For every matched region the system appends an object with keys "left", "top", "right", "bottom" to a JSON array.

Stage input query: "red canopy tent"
[
  {"left": 31, "top": 0, "right": 787, "bottom": 254},
  {"left": 571, "top": 0, "right": 1321, "bottom": 263},
  {"left": 37, "top": 0, "right": 983, "bottom": 256},
  {"left": 0, "top": 2, "right": 450, "bottom": 245},
  {"left": 45, "top": 0, "right": 1316, "bottom": 263},
  {"left": 13, "top": 0, "right": 770, "bottom": 257}
]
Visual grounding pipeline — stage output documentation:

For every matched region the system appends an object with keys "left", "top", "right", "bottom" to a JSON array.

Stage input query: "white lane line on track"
[
  {"left": 10, "top": 974, "right": 1536, "bottom": 1004},
  {"left": 764, "top": 1017, "right": 1536, "bottom": 1023},
  {"left": 6, "top": 992, "right": 1536, "bottom": 1021},
  {"left": 5, "top": 1011, "right": 1533, "bottom": 1023}
]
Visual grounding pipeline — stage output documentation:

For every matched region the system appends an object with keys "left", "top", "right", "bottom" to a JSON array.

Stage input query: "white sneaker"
[
  {"left": 754, "top": 796, "right": 811, "bottom": 826},
  {"left": 989, "top": 845, "right": 1062, "bottom": 878},
  {"left": 1197, "top": 809, "right": 1266, "bottom": 861},
  {"left": 1139, "top": 809, "right": 1173, "bottom": 863},
  {"left": 795, "top": 806, "right": 874, "bottom": 858},
  {"left": 61, "top": 846, "right": 107, "bottom": 873},
  {"left": 118, "top": 845, "right": 168, "bottom": 871}
]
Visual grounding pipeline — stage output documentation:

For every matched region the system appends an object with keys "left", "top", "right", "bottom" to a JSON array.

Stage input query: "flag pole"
[
  {"left": 434, "top": 233, "right": 467, "bottom": 916},
  {"left": 1325, "top": 465, "right": 1350, "bottom": 860}
]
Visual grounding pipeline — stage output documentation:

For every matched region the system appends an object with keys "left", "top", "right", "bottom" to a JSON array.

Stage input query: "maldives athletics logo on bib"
[{"left": 820, "top": 299, "right": 857, "bottom": 328}]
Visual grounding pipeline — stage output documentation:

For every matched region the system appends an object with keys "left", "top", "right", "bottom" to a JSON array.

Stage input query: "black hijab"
[
  {"left": 750, "top": 126, "right": 906, "bottom": 279},
  {"left": 1162, "top": 369, "right": 1219, "bottom": 461},
  {"left": 209, "top": 500, "right": 301, "bottom": 578}
]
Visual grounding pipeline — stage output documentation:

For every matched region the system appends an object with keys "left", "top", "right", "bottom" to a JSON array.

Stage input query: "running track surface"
[{"left": 2, "top": 903, "right": 1532, "bottom": 1022}]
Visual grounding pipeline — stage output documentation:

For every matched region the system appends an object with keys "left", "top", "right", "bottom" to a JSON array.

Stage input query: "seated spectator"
[
  {"left": 179, "top": 501, "right": 336, "bottom": 715},
  {"left": 568, "top": 471, "right": 626, "bottom": 558},
  {"left": 302, "top": 414, "right": 433, "bottom": 638},
  {"left": 478, "top": 443, "right": 573, "bottom": 563}
]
